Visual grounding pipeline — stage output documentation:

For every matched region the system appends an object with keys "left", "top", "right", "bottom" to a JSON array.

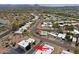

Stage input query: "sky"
[
  {"left": 40, "top": 4, "right": 79, "bottom": 7},
  {"left": 0, "top": 0, "right": 79, "bottom": 7},
  {"left": 0, "top": 4, "right": 79, "bottom": 7},
  {"left": 0, "top": 0, "right": 79, "bottom": 4}
]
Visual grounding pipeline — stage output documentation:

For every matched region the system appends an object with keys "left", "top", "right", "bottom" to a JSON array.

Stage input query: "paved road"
[
  {"left": 27, "top": 15, "right": 77, "bottom": 54},
  {"left": 0, "top": 14, "right": 34, "bottom": 40},
  {"left": 27, "top": 15, "right": 44, "bottom": 54},
  {"left": 0, "top": 29, "right": 12, "bottom": 39},
  {"left": 45, "top": 39, "right": 76, "bottom": 51},
  {"left": 28, "top": 30, "right": 76, "bottom": 54},
  {"left": 27, "top": 40, "right": 44, "bottom": 54}
]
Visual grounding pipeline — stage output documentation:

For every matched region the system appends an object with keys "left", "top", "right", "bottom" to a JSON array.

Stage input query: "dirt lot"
[{"left": 44, "top": 42, "right": 66, "bottom": 54}]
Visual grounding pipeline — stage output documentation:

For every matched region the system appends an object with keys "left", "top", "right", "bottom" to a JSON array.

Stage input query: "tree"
[
  {"left": 12, "top": 22, "right": 19, "bottom": 31},
  {"left": 12, "top": 23, "right": 17, "bottom": 31},
  {"left": 11, "top": 42, "right": 16, "bottom": 47},
  {"left": 65, "top": 34, "right": 72, "bottom": 42},
  {"left": 11, "top": 19, "right": 20, "bottom": 31},
  {"left": 53, "top": 22, "right": 60, "bottom": 29},
  {"left": 25, "top": 43, "right": 31, "bottom": 51}
]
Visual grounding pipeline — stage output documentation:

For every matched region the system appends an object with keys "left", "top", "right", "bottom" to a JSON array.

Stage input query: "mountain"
[
  {"left": 0, "top": 4, "right": 79, "bottom": 8},
  {"left": 0, "top": 4, "right": 41, "bottom": 8}
]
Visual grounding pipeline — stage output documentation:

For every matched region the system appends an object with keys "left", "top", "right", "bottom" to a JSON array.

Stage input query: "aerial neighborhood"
[{"left": 0, "top": 4, "right": 79, "bottom": 54}]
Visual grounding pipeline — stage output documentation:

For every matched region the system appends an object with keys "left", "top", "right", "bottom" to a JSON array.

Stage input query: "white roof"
[
  {"left": 21, "top": 26, "right": 27, "bottom": 30},
  {"left": 44, "top": 44, "right": 54, "bottom": 49},
  {"left": 35, "top": 44, "right": 54, "bottom": 54},
  {"left": 25, "top": 24, "right": 30, "bottom": 27},
  {"left": 15, "top": 30, "right": 22, "bottom": 34},
  {"left": 72, "top": 37, "right": 77, "bottom": 42},
  {"left": 59, "top": 24, "right": 64, "bottom": 27},
  {"left": 58, "top": 33, "right": 66, "bottom": 39},
  {"left": 49, "top": 25, "right": 52, "bottom": 27},
  {"left": 41, "top": 24, "right": 45, "bottom": 27},
  {"left": 35, "top": 16, "right": 38, "bottom": 19},
  {"left": 43, "top": 22, "right": 48, "bottom": 24},
  {"left": 48, "top": 32, "right": 57, "bottom": 37},
  {"left": 15, "top": 22, "right": 33, "bottom": 34},
  {"left": 31, "top": 13, "right": 38, "bottom": 20},
  {"left": 74, "top": 29, "right": 79, "bottom": 34},
  {"left": 43, "top": 22, "right": 52, "bottom": 24},
  {"left": 42, "top": 24, "right": 52, "bottom": 27},
  {"left": 61, "top": 50, "right": 73, "bottom": 54},
  {"left": 42, "top": 22, "right": 52, "bottom": 27},
  {"left": 15, "top": 27, "right": 24, "bottom": 34},
  {"left": 27, "top": 38, "right": 35, "bottom": 43},
  {"left": 18, "top": 38, "right": 35, "bottom": 48},
  {"left": 18, "top": 40, "right": 29, "bottom": 48}
]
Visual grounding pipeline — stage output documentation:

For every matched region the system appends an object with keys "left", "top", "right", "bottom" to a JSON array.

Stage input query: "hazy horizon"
[
  {"left": 40, "top": 4, "right": 79, "bottom": 7},
  {"left": 0, "top": 4, "right": 79, "bottom": 7}
]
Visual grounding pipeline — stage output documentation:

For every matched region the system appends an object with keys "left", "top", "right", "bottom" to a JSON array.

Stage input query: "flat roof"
[
  {"left": 18, "top": 38, "right": 35, "bottom": 48},
  {"left": 72, "top": 37, "right": 77, "bottom": 42},
  {"left": 35, "top": 44, "right": 54, "bottom": 54},
  {"left": 15, "top": 30, "right": 22, "bottom": 34},
  {"left": 15, "top": 22, "right": 33, "bottom": 34},
  {"left": 61, "top": 50, "right": 73, "bottom": 54},
  {"left": 74, "top": 29, "right": 79, "bottom": 34},
  {"left": 48, "top": 32, "right": 57, "bottom": 37},
  {"left": 41, "top": 31, "right": 48, "bottom": 35},
  {"left": 21, "top": 26, "right": 27, "bottom": 30},
  {"left": 58, "top": 33, "right": 66, "bottom": 39}
]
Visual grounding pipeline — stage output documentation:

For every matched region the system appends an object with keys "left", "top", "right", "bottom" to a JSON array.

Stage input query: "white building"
[
  {"left": 15, "top": 28, "right": 24, "bottom": 34},
  {"left": 61, "top": 50, "right": 73, "bottom": 54},
  {"left": 15, "top": 22, "right": 33, "bottom": 34},
  {"left": 31, "top": 13, "right": 39, "bottom": 21},
  {"left": 18, "top": 38, "right": 35, "bottom": 51},
  {"left": 48, "top": 32, "right": 57, "bottom": 37},
  {"left": 41, "top": 31, "right": 48, "bottom": 36},
  {"left": 58, "top": 33, "right": 66, "bottom": 39},
  {"left": 41, "top": 22, "right": 52, "bottom": 28},
  {"left": 35, "top": 44, "right": 54, "bottom": 54},
  {"left": 74, "top": 29, "right": 79, "bottom": 34},
  {"left": 72, "top": 37, "right": 77, "bottom": 43}
]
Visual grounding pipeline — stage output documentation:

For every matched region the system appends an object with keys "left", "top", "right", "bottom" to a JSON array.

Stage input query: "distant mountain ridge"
[
  {"left": 0, "top": 4, "right": 79, "bottom": 8},
  {"left": 0, "top": 4, "right": 41, "bottom": 8}
]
